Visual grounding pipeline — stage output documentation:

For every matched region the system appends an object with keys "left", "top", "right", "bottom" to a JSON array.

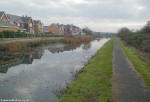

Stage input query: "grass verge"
[
  {"left": 118, "top": 38, "right": 150, "bottom": 88},
  {"left": 57, "top": 39, "right": 114, "bottom": 102}
]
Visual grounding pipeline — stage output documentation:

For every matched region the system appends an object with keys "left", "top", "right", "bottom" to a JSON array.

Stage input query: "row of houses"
[
  {"left": 0, "top": 11, "right": 43, "bottom": 34},
  {"left": 45, "top": 23, "right": 83, "bottom": 36},
  {"left": 0, "top": 11, "right": 83, "bottom": 36}
]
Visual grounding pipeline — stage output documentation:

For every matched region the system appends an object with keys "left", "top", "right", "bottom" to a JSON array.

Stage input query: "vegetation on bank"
[
  {"left": 0, "top": 57, "right": 21, "bottom": 66},
  {"left": 64, "top": 36, "right": 93, "bottom": 44},
  {"left": 118, "top": 20, "right": 150, "bottom": 87},
  {"left": 118, "top": 38, "right": 150, "bottom": 88},
  {"left": 0, "top": 36, "right": 95, "bottom": 67},
  {"left": 118, "top": 21, "right": 150, "bottom": 53},
  {"left": 0, "top": 35, "right": 95, "bottom": 52},
  {"left": 57, "top": 39, "right": 114, "bottom": 102},
  {"left": 0, "top": 38, "right": 64, "bottom": 52},
  {"left": 0, "top": 31, "right": 63, "bottom": 38},
  {"left": 0, "top": 37, "right": 63, "bottom": 44},
  {"left": 119, "top": 32, "right": 150, "bottom": 53}
]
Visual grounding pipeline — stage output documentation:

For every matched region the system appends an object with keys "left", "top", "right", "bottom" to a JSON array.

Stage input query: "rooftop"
[
  {"left": 7, "top": 14, "right": 23, "bottom": 23},
  {"left": 33, "top": 20, "right": 41, "bottom": 25},
  {"left": 21, "top": 16, "right": 32, "bottom": 23},
  {"left": 0, "top": 21, "right": 18, "bottom": 28},
  {"left": 0, "top": 11, "right": 4, "bottom": 19}
]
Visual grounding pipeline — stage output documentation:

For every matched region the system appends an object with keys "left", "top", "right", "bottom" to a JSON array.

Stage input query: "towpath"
[{"left": 112, "top": 38, "right": 150, "bottom": 102}]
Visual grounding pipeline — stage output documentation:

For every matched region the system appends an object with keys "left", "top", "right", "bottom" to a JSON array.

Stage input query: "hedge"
[
  {"left": 0, "top": 31, "right": 63, "bottom": 38},
  {"left": 119, "top": 32, "right": 150, "bottom": 53}
]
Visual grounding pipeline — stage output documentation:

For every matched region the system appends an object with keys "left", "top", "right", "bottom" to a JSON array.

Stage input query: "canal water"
[{"left": 0, "top": 38, "right": 109, "bottom": 102}]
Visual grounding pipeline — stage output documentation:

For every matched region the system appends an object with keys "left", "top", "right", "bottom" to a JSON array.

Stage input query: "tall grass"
[
  {"left": 64, "top": 36, "right": 93, "bottom": 44},
  {"left": 0, "top": 38, "right": 64, "bottom": 52}
]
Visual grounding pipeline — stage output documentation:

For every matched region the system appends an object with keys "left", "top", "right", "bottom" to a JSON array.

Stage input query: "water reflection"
[
  {"left": 22, "top": 49, "right": 44, "bottom": 64},
  {"left": 0, "top": 38, "right": 109, "bottom": 102},
  {"left": 0, "top": 43, "right": 82, "bottom": 73}
]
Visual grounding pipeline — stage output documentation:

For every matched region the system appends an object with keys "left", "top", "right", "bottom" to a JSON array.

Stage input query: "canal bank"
[
  {"left": 0, "top": 37, "right": 64, "bottom": 52},
  {"left": 0, "top": 36, "right": 94, "bottom": 52},
  {"left": 0, "top": 38, "right": 109, "bottom": 102},
  {"left": 57, "top": 39, "right": 114, "bottom": 102},
  {"left": 0, "top": 36, "right": 93, "bottom": 66},
  {"left": 0, "top": 37, "right": 64, "bottom": 67}
]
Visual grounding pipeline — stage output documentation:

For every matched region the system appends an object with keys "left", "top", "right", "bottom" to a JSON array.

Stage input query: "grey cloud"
[{"left": 0, "top": 0, "right": 149, "bottom": 32}]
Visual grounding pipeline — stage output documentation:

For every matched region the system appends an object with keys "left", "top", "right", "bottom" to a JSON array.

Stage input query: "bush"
[
  {"left": 0, "top": 31, "right": 64, "bottom": 38},
  {"left": 118, "top": 21, "right": 150, "bottom": 53},
  {"left": 119, "top": 32, "right": 150, "bottom": 53}
]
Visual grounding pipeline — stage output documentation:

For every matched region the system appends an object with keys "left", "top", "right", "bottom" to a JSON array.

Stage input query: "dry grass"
[
  {"left": 0, "top": 38, "right": 64, "bottom": 52},
  {"left": 64, "top": 36, "right": 93, "bottom": 44}
]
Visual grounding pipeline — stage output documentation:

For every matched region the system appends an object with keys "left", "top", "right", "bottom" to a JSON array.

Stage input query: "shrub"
[
  {"left": 119, "top": 33, "right": 150, "bottom": 53},
  {"left": 0, "top": 31, "right": 64, "bottom": 38}
]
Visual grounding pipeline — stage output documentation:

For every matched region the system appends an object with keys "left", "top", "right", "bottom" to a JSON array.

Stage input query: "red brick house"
[
  {"left": 7, "top": 14, "right": 25, "bottom": 32},
  {"left": 20, "top": 16, "right": 34, "bottom": 33},
  {"left": 64, "top": 24, "right": 81, "bottom": 36},
  {"left": 48, "top": 24, "right": 64, "bottom": 35},
  {"left": 64, "top": 25, "right": 72, "bottom": 36},
  {"left": 33, "top": 20, "right": 43, "bottom": 34},
  {"left": 7, "top": 14, "right": 34, "bottom": 33}
]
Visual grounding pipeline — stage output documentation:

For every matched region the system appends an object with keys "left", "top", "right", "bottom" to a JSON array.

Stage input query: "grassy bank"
[
  {"left": 57, "top": 39, "right": 114, "bottom": 102},
  {"left": 118, "top": 38, "right": 150, "bottom": 88}
]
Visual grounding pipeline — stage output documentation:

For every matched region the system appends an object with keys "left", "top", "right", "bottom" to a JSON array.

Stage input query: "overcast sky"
[{"left": 0, "top": 0, "right": 149, "bottom": 32}]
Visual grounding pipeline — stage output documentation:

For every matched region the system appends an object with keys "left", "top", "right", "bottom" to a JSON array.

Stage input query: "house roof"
[
  {"left": 21, "top": 16, "right": 32, "bottom": 23},
  {"left": 64, "top": 25, "right": 72, "bottom": 29},
  {"left": 0, "top": 11, "right": 4, "bottom": 19},
  {"left": 7, "top": 14, "right": 23, "bottom": 23},
  {"left": 0, "top": 21, "right": 18, "bottom": 28},
  {"left": 33, "top": 20, "right": 41, "bottom": 25},
  {"left": 0, "top": 11, "right": 9, "bottom": 22}
]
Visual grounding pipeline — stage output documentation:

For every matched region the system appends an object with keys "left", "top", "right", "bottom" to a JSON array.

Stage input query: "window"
[{"left": 29, "top": 23, "right": 32, "bottom": 27}]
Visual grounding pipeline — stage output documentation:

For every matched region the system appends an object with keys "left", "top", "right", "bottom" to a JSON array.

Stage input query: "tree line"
[{"left": 118, "top": 21, "right": 150, "bottom": 53}]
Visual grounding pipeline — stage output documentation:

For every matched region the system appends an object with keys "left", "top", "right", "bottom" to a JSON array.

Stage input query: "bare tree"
[{"left": 82, "top": 27, "right": 93, "bottom": 35}]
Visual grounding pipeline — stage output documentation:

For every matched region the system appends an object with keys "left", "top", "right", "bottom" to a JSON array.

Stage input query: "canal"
[{"left": 0, "top": 38, "right": 109, "bottom": 102}]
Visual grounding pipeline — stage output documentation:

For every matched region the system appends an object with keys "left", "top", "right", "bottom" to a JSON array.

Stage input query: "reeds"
[
  {"left": 0, "top": 38, "right": 64, "bottom": 52},
  {"left": 64, "top": 36, "right": 93, "bottom": 44}
]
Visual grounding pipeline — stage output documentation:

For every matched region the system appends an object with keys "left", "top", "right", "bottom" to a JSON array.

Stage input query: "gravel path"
[{"left": 112, "top": 38, "right": 150, "bottom": 102}]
